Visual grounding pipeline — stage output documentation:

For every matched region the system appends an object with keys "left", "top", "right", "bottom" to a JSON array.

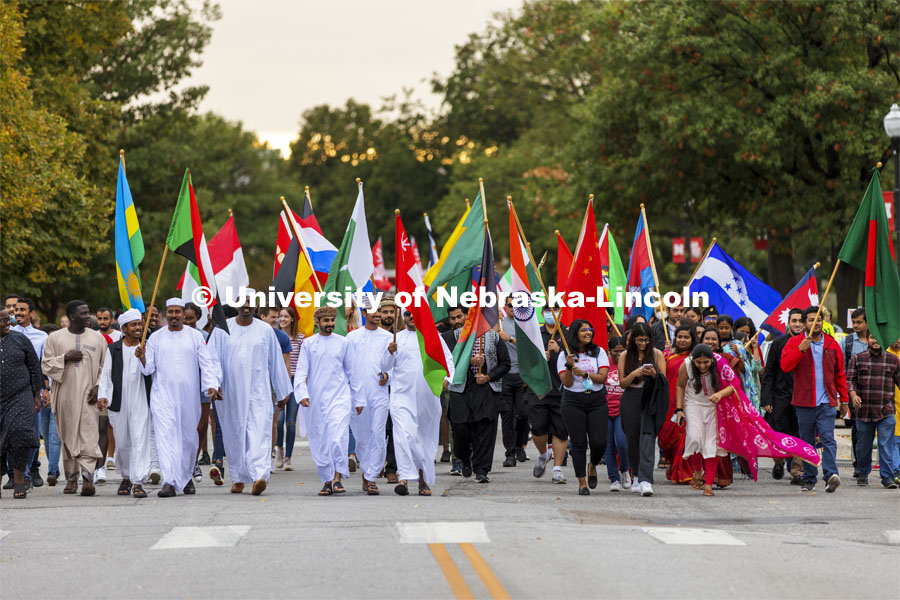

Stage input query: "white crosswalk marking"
[
  {"left": 0, "top": 530, "right": 9, "bottom": 541},
  {"left": 397, "top": 521, "right": 490, "bottom": 544},
  {"left": 885, "top": 530, "right": 900, "bottom": 546},
  {"left": 644, "top": 527, "right": 746, "bottom": 546},
  {"left": 150, "top": 526, "right": 250, "bottom": 550}
]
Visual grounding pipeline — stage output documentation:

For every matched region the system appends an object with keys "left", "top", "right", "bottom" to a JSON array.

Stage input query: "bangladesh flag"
[
  {"left": 166, "top": 169, "right": 228, "bottom": 332},
  {"left": 837, "top": 169, "right": 900, "bottom": 348}
]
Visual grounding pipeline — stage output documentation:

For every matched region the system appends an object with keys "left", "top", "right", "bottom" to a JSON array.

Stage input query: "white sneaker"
[
  {"left": 106, "top": 456, "right": 116, "bottom": 470},
  {"left": 630, "top": 479, "right": 641, "bottom": 493},
  {"left": 551, "top": 470, "right": 567, "bottom": 484},
  {"left": 270, "top": 457, "right": 276, "bottom": 473},
  {"left": 610, "top": 481, "right": 623, "bottom": 492},
  {"left": 641, "top": 481, "right": 654, "bottom": 497},
  {"left": 621, "top": 471, "right": 632, "bottom": 489},
  {"left": 94, "top": 467, "right": 106, "bottom": 484},
  {"left": 283, "top": 457, "right": 294, "bottom": 471},
  {"left": 275, "top": 447, "right": 284, "bottom": 469},
  {"left": 192, "top": 463, "right": 203, "bottom": 482}
]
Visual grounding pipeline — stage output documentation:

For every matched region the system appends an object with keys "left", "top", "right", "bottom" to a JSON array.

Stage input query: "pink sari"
[{"left": 713, "top": 355, "right": 820, "bottom": 480}]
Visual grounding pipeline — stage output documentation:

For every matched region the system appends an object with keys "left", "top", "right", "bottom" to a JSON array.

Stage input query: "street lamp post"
[{"left": 884, "top": 104, "right": 900, "bottom": 281}]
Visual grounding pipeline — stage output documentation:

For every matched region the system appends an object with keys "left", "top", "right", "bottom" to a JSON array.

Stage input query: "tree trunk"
[{"left": 766, "top": 230, "right": 796, "bottom": 295}]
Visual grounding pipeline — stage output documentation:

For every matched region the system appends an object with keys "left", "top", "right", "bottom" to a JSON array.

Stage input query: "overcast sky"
[{"left": 181, "top": 0, "right": 523, "bottom": 157}]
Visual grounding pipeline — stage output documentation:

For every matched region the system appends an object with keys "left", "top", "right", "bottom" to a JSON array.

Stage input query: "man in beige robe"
[{"left": 42, "top": 300, "right": 107, "bottom": 496}]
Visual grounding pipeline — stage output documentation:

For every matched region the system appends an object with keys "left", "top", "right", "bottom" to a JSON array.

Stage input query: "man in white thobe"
[
  {"left": 384, "top": 310, "right": 454, "bottom": 496},
  {"left": 294, "top": 306, "right": 361, "bottom": 495},
  {"left": 209, "top": 291, "right": 292, "bottom": 496},
  {"left": 97, "top": 309, "right": 153, "bottom": 498},
  {"left": 137, "top": 298, "right": 220, "bottom": 497},
  {"left": 346, "top": 302, "right": 392, "bottom": 495}
]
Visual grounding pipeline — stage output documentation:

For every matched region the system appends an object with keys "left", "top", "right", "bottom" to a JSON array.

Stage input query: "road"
[{"left": 1, "top": 430, "right": 898, "bottom": 600}]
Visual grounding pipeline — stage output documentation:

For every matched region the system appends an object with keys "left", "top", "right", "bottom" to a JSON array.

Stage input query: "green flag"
[
  {"left": 836, "top": 170, "right": 900, "bottom": 348},
  {"left": 600, "top": 224, "right": 627, "bottom": 325},
  {"left": 426, "top": 192, "right": 485, "bottom": 321}
]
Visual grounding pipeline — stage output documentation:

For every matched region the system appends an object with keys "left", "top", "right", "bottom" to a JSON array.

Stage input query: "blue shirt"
[
  {"left": 810, "top": 338, "right": 829, "bottom": 406},
  {"left": 12, "top": 324, "right": 47, "bottom": 358},
  {"left": 273, "top": 328, "right": 292, "bottom": 355}
]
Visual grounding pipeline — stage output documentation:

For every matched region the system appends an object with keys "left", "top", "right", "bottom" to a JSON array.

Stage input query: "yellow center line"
[
  {"left": 459, "top": 542, "right": 511, "bottom": 600},
  {"left": 428, "top": 543, "right": 474, "bottom": 600}
]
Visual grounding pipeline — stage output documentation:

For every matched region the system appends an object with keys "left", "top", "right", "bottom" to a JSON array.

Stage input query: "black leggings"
[
  {"left": 561, "top": 389, "right": 608, "bottom": 478},
  {"left": 620, "top": 386, "right": 656, "bottom": 483}
]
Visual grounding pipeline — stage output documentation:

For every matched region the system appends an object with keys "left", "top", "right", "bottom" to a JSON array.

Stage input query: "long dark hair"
[
  {"left": 689, "top": 344, "right": 721, "bottom": 394},
  {"left": 624, "top": 321, "right": 654, "bottom": 374},
  {"left": 567, "top": 319, "right": 599, "bottom": 357},
  {"left": 673, "top": 324, "right": 697, "bottom": 354}
]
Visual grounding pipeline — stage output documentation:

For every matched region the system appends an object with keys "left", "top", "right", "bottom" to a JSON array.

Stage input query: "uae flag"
[
  {"left": 166, "top": 169, "right": 228, "bottom": 332},
  {"left": 760, "top": 266, "right": 819, "bottom": 337},
  {"left": 837, "top": 170, "right": 900, "bottom": 347},
  {"left": 451, "top": 228, "right": 500, "bottom": 385},
  {"left": 508, "top": 205, "right": 551, "bottom": 397},
  {"left": 178, "top": 213, "right": 249, "bottom": 328},
  {"left": 395, "top": 212, "right": 449, "bottom": 396}
]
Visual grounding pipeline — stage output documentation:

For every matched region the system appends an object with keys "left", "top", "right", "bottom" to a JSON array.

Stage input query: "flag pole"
[
  {"left": 640, "top": 203, "right": 669, "bottom": 344},
  {"left": 281, "top": 196, "right": 323, "bottom": 292},
  {"left": 140, "top": 246, "right": 168, "bottom": 347},
  {"left": 809, "top": 260, "right": 840, "bottom": 339},
  {"left": 228, "top": 208, "right": 233, "bottom": 218},
  {"left": 537, "top": 250, "right": 548, "bottom": 271},
  {"left": 508, "top": 197, "right": 572, "bottom": 356},
  {"left": 686, "top": 237, "right": 717, "bottom": 287},
  {"left": 305, "top": 186, "right": 313, "bottom": 210},
  {"left": 744, "top": 261, "right": 820, "bottom": 350},
  {"left": 567, "top": 197, "right": 593, "bottom": 281}
]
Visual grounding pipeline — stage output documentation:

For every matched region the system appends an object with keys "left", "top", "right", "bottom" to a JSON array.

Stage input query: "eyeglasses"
[
  {"left": 578, "top": 327, "right": 593, "bottom": 333},
  {"left": 634, "top": 338, "right": 650, "bottom": 344}
]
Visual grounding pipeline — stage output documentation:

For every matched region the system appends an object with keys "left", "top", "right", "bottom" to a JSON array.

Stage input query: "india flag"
[{"left": 507, "top": 204, "right": 552, "bottom": 398}]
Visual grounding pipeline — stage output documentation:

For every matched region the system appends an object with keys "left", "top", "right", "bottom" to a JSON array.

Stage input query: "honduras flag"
[{"left": 688, "top": 242, "right": 781, "bottom": 328}]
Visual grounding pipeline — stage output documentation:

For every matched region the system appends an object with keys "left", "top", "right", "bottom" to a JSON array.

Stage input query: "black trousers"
[
  {"left": 500, "top": 374, "right": 531, "bottom": 457},
  {"left": 620, "top": 386, "right": 656, "bottom": 483},
  {"left": 451, "top": 418, "right": 498, "bottom": 476},
  {"left": 384, "top": 415, "right": 397, "bottom": 475},
  {"left": 561, "top": 389, "right": 608, "bottom": 478}
]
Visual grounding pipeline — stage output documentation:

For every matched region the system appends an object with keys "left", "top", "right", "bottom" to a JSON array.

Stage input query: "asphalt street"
[{"left": 1, "top": 427, "right": 898, "bottom": 600}]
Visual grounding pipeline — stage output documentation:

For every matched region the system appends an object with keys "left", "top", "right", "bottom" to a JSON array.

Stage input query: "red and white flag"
[{"left": 372, "top": 237, "right": 392, "bottom": 290}]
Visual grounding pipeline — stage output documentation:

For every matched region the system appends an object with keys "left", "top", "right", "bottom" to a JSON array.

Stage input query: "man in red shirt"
[{"left": 781, "top": 306, "right": 849, "bottom": 493}]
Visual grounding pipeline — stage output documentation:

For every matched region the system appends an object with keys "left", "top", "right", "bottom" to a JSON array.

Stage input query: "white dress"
[{"left": 682, "top": 361, "right": 729, "bottom": 460}]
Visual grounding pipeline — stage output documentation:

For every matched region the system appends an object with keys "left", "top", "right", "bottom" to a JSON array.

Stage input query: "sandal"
[
  {"left": 117, "top": 479, "right": 133, "bottom": 496},
  {"left": 319, "top": 482, "right": 333, "bottom": 496},
  {"left": 703, "top": 484, "right": 715, "bottom": 496},
  {"left": 394, "top": 482, "right": 409, "bottom": 496},
  {"left": 418, "top": 483, "right": 432, "bottom": 496},
  {"left": 366, "top": 481, "right": 380, "bottom": 496},
  {"left": 691, "top": 472, "right": 703, "bottom": 490},
  {"left": 14, "top": 482, "right": 27, "bottom": 499},
  {"left": 132, "top": 485, "right": 147, "bottom": 498},
  {"left": 332, "top": 481, "right": 346, "bottom": 494}
]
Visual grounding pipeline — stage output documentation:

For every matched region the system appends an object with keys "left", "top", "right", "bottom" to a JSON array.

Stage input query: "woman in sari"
[
  {"left": 675, "top": 344, "right": 820, "bottom": 496},
  {"left": 700, "top": 327, "right": 741, "bottom": 486},
  {"left": 659, "top": 325, "right": 697, "bottom": 484}
]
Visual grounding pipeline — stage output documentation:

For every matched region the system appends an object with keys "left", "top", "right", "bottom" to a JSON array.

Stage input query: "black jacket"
[
  {"left": 640, "top": 372, "right": 669, "bottom": 436},
  {"left": 759, "top": 333, "right": 795, "bottom": 410},
  {"left": 108, "top": 339, "right": 153, "bottom": 412}
]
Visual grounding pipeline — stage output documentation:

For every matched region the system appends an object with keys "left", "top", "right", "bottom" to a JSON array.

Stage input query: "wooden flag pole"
[
  {"left": 228, "top": 208, "right": 233, "bottom": 218},
  {"left": 508, "top": 196, "right": 571, "bottom": 356},
  {"left": 686, "top": 237, "right": 717, "bottom": 287},
  {"left": 809, "top": 260, "right": 841, "bottom": 339},
  {"left": 140, "top": 246, "right": 168, "bottom": 347},
  {"left": 281, "top": 196, "right": 323, "bottom": 292},
  {"left": 305, "top": 186, "right": 313, "bottom": 210},
  {"left": 743, "top": 261, "right": 820, "bottom": 350},
  {"left": 566, "top": 197, "right": 593, "bottom": 281},
  {"left": 640, "top": 203, "right": 669, "bottom": 344},
  {"left": 537, "top": 250, "right": 548, "bottom": 272}
]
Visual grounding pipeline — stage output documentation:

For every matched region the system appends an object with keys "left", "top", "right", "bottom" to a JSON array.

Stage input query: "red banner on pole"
[
  {"left": 689, "top": 237, "right": 703, "bottom": 263},
  {"left": 672, "top": 237, "right": 686, "bottom": 264}
]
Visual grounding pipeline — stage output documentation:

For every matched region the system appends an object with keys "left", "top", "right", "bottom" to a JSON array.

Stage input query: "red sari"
[{"left": 659, "top": 352, "right": 694, "bottom": 484}]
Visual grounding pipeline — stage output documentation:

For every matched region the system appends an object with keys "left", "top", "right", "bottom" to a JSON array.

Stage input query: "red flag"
[
  {"left": 760, "top": 267, "right": 819, "bottom": 336},
  {"left": 562, "top": 199, "right": 608, "bottom": 349},
  {"left": 672, "top": 237, "right": 686, "bottom": 264},
  {"left": 556, "top": 230, "right": 573, "bottom": 296},
  {"left": 372, "top": 237, "right": 392, "bottom": 290},
  {"left": 689, "top": 237, "right": 703, "bottom": 263}
]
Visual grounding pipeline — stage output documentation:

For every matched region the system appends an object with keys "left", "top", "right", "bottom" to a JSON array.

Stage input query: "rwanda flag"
[{"left": 115, "top": 157, "right": 145, "bottom": 312}]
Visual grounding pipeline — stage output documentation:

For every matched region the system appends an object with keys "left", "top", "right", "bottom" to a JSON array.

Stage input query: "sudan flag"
[
  {"left": 166, "top": 169, "right": 228, "bottom": 333},
  {"left": 396, "top": 212, "right": 449, "bottom": 396},
  {"left": 837, "top": 169, "right": 900, "bottom": 348}
]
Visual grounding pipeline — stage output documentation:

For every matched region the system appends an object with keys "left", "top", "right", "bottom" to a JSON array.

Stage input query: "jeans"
[
  {"left": 276, "top": 393, "right": 298, "bottom": 458},
  {"left": 855, "top": 415, "right": 897, "bottom": 483},
  {"left": 40, "top": 407, "right": 61, "bottom": 477},
  {"left": 796, "top": 404, "right": 838, "bottom": 486},
  {"left": 348, "top": 427, "right": 356, "bottom": 455},
  {"left": 892, "top": 433, "right": 900, "bottom": 476},
  {"left": 211, "top": 402, "right": 225, "bottom": 463},
  {"left": 605, "top": 415, "right": 629, "bottom": 482}
]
